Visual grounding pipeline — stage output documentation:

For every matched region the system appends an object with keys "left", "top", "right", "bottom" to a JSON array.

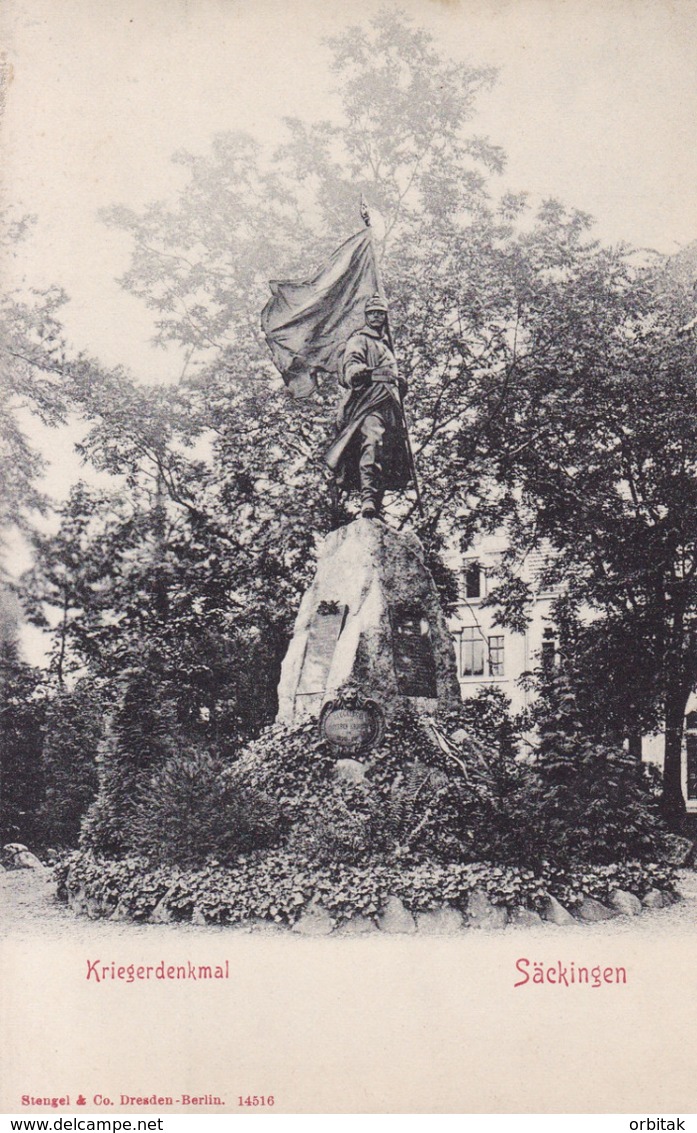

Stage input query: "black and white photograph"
[{"left": 2, "top": 0, "right": 697, "bottom": 1116}]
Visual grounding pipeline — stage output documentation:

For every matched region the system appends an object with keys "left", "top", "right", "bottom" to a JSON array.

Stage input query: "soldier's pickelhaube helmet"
[{"left": 365, "top": 294, "right": 388, "bottom": 313}]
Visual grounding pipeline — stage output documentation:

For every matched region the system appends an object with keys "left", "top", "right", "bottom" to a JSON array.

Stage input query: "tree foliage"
[
  {"left": 39, "top": 681, "right": 101, "bottom": 848},
  {"left": 24, "top": 10, "right": 517, "bottom": 737},
  {"left": 0, "top": 213, "right": 72, "bottom": 554},
  {"left": 0, "top": 642, "right": 46, "bottom": 845},
  {"left": 522, "top": 651, "right": 666, "bottom": 863},
  {"left": 464, "top": 233, "right": 697, "bottom": 822}
]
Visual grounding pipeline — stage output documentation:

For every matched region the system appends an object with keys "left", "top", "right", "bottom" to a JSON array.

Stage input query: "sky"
[{"left": 2, "top": 0, "right": 697, "bottom": 388}]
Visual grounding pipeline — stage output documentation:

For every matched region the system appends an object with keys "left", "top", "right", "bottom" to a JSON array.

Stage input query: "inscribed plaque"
[
  {"left": 296, "top": 603, "right": 348, "bottom": 695},
  {"left": 319, "top": 699, "right": 385, "bottom": 752},
  {"left": 389, "top": 603, "right": 437, "bottom": 697}
]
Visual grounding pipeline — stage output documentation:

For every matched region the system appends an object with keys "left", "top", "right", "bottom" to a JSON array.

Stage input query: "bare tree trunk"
[
  {"left": 662, "top": 687, "right": 687, "bottom": 829},
  {"left": 56, "top": 590, "right": 69, "bottom": 687},
  {"left": 660, "top": 601, "right": 695, "bottom": 829}
]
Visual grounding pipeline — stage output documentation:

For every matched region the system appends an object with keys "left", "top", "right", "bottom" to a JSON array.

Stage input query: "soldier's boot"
[
  {"left": 359, "top": 414, "right": 385, "bottom": 519},
  {"left": 361, "top": 490, "right": 383, "bottom": 519}
]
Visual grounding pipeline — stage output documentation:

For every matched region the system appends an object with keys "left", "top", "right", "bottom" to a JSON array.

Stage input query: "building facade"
[
  {"left": 447, "top": 532, "right": 557, "bottom": 717},
  {"left": 449, "top": 534, "right": 697, "bottom": 815}
]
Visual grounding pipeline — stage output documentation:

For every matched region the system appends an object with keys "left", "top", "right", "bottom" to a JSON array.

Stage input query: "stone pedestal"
[{"left": 276, "top": 517, "right": 460, "bottom": 724}]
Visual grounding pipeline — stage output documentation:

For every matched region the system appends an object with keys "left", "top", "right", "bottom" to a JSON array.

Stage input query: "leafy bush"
[
  {"left": 519, "top": 740, "right": 667, "bottom": 868},
  {"left": 79, "top": 692, "right": 670, "bottom": 880},
  {"left": 285, "top": 779, "right": 381, "bottom": 865},
  {"left": 83, "top": 748, "right": 280, "bottom": 867},
  {"left": 227, "top": 706, "right": 522, "bottom": 866},
  {"left": 544, "top": 861, "right": 679, "bottom": 908},
  {"left": 440, "top": 684, "right": 520, "bottom": 758},
  {"left": 80, "top": 668, "right": 182, "bottom": 858},
  {"left": 126, "top": 750, "right": 281, "bottom": 867},
  {"left": 56, "top": 849, "right": 676, "bottom": 927},
  {"left": 224, "top": 718, "right": 338, "bottom": 805},
  {"left": 515, "top": 663, "right": 668, "bottom": 868}
]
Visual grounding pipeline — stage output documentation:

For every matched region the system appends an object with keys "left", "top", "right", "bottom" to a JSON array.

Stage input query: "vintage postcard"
[{"left": 2, "top": 0, "right": 697, "bottom": 1116}]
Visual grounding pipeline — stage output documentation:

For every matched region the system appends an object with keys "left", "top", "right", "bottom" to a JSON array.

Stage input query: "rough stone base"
[
  {"left": 336, "top": 915, "right": 378, "bottom": 936},
  {"left": 610, "top": 889, "right": 642, "bottom": 916},
  {"left": 540, "top": 895, "right": 575, "bottom": 925},
  {"left": 149, "top": 898, "right": 175, "bottom": 924},
  {"left": 642, "top": 888, "right": 673, "bottom": 909},
  {"left": 466, "top": 889, "right": 508, "bottom": 930},
  {"left": 509, "top": 906, "right": 544, "bottom": 928},
  {"left": 292, "top": 900, "right": 336, "bottom": 936},
  {"left": 377, "top": 895, "right": 417, "bottom": 935},
  {"left": 276, "top": 518, "right": 460, "bottom": 724},
  {"left": 576, "top": 897, "right": 616, "bottom": 923},
  {"left": 416, "top": 905, "right": 465, "bottom": 935}
]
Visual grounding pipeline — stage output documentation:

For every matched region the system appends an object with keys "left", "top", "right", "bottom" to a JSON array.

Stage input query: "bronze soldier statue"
[{"left": 324, "top": 295, "right": 412, "bottom": 518}]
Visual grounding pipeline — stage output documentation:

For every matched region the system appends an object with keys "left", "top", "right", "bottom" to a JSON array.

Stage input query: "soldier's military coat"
[{"left": 324, "top": 324, "right": 412, "bottom": 494}]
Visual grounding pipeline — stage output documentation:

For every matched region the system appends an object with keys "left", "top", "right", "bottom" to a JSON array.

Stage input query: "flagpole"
[{"left": 360, "top": 197, "right": 425, "bottom": 520}]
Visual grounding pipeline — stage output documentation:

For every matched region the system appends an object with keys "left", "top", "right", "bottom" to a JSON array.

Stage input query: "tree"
[
  {"left": 0, "top": 212, "right": 96, "bottom": 570},
  {"left": 519, "top": 648, "right": 666, "bottom": 867},
  {"left": 534, "top": 597, "right": 663, "bottom": 755},
  {"left": 27, "top": 10, "right": 515, "bottom": 736},
  {"left": 0, "top": 641, "right": 46, "bottom": 845},
  {"left": 22, "top": 8, "right": 696, "bottom": 835},
  {"left": 39, "top": 681, "right": 101, "bottom": 848},
  {"left": 465, "top": 228, "right": 697, "bottom": 826},
  {"left": 95, "top": 6, "right": 513, "bottom": 538},
  {"left": 22, "top": 466, "right": 293, "bottom": 744}
]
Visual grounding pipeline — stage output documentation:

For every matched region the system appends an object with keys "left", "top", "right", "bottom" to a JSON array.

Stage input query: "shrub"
[
  {"left": 520, "top": 739, "right": 667, "bottom": 868},
  {"left": 56, "top": 849, "right": 677, "bottom": 927},
  {"left": 80, "top": 668, "right": 181, "bottom": 858},
  {"left": 543, "top": 861, "right": 679, "bottom": 908},
  {"left": 128, "top": 749, "right": 281, "bottom": 867},
  {"left": 513, "top": 647, "right": 668, "bottom": 867},
  {"left": 223, "top": 718, "right": 337, "bottom": 805},
  {"left": 230, "top": 707, "right": 499, "bottom": 866},
  {"left": 286, "top": 779, "right": 382, "bottom": 865},
  {"left": 79, "top": 693, "right": 670, "bottom": 879}
]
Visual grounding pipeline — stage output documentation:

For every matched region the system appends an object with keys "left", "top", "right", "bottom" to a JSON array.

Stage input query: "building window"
[
  {"left": 488, "top": 635, "right": 505, "bottom": 677},
  {"left": 464, "top": 562, "right": 484, "bottom": 599},
  {"left": 460, "top": 627, "right": 485, "bottom": 676},
  {"left": 541, "top": 628, "right": 557, "bottom": 670}
]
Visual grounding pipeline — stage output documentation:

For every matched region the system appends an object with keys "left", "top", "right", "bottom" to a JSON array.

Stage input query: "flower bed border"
[{"left": 57, "top": 850, "right": 678, "bottom": 931}]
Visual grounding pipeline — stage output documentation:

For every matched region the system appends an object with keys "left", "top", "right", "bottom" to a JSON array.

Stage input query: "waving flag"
[{"left": 261, "top": 228, "right": 380, "bottom": 398}]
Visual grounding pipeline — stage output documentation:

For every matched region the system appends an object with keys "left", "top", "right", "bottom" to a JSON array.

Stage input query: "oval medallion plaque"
[{"left": 319, "top": 697, "right": 385, "bottom": 754}]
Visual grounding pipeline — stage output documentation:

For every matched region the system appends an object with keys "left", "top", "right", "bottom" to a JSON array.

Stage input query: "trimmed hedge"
[
  {"left": 544, "top": 860, "right": 678, "bottom": 909},
  {"left": 56, "top": 849, "right": 677, "bottom": 927}
]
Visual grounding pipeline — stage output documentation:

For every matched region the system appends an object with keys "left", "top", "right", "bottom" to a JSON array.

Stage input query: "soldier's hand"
[{"left": 350, "top": 368, "right": 371, "bottom": 388}]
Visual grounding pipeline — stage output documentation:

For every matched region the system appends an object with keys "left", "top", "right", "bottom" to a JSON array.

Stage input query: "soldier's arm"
[
  {"left": 385, "top": 348, "right": 407, "bottom": 398},
  {"left": 341, "top": 333, "right": 371, "bottom": 389}
]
